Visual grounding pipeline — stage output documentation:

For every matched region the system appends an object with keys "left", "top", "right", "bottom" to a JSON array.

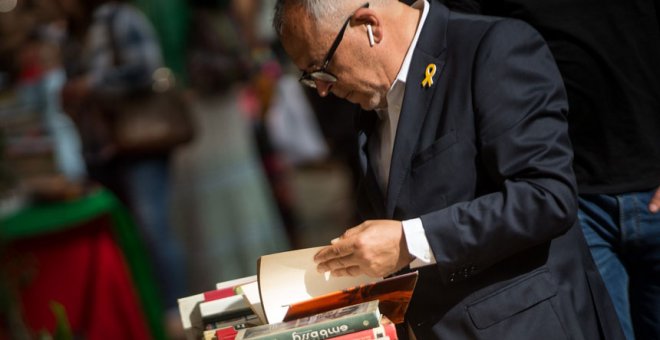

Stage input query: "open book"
[{"left": 241, "top": 247, "right": 418, "bottom": 325}]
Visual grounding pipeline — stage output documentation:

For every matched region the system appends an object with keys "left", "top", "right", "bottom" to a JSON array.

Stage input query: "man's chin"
[
  {"left": 355, "top": 98, "right": 377, "bottom": 111},
  {"left": 360, "top": 103, "right": 377, "bottom": 111},
  {"left": 344, "top": 92, "right": 378, "bottom": 111}
]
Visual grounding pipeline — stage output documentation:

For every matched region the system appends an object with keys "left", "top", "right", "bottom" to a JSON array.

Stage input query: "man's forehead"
[
  {"left": 281, "top": 31, "right": 316, "bottom": 71},
  {"left": 281, "top": 4, "right": 320, "bottom": 38},
  {"left": 281, "top": 8, "right": 329, "bottom": 69}
]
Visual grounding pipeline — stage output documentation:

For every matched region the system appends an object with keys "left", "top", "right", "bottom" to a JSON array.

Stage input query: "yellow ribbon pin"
[{"left": 422, "top": 64, "right": 437, "bottom": 88}]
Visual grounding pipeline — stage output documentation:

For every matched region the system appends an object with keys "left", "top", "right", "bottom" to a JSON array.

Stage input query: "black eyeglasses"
[{"left": 299, "top": 3, "right": 370, "bottom": 89}]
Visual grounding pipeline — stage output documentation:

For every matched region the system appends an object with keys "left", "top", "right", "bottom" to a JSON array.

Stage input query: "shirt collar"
[{"left": 378, "top": 0, "right": 430, "bottom": 119}]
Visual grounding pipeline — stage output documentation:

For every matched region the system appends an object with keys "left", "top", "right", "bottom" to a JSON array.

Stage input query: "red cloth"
[{"left": 10, "top": 216, "right": 152, "bottom": 339}]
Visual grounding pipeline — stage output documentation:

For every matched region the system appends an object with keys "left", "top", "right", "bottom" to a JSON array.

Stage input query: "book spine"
[
  {"left": 205, "top": 286, "right": 241, "bottom": 300},
  {"left": 215, "top": 325, "right": 240, "bottom": 340},
  {"left": 250, "top": 311, "right": 379, "bottom": 340},
  {"left": 329, "top": 321, "right": 397, "bottom": 340},
  {"left": 204, "top": 314, "right": 261, "bottom": 331}
]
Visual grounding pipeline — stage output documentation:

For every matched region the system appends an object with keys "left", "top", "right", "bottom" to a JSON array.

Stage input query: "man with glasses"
[{"left": 273, "top": 0, "right": 624, "bottom": 339}]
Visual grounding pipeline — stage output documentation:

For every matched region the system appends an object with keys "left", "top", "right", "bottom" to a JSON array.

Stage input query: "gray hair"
[{"left": 273, "top": 0, "right": 386, "bottom": 37}]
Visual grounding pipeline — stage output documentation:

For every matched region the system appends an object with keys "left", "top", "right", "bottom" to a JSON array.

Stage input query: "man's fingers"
[
  {"left": 331, "top": 224, "right": 366, "bottom": 244},
  {"left": 314, "top": 241, "right": 354, "bottom": 262},
  {"left": 341, "top": 225, "right": 364, "bottom": 238},
  {"left": 316, "top": 254, "right": 355, "bottom": 273},
  {"left": 329, "top": 266, "right": 362, "bottom": 277}
]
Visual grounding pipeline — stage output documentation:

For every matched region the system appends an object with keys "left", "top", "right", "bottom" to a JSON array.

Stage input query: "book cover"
[
  {"left": 330, "top": 316, "right": 397, "bottom": 340},
  {"left": 283, "top": 272, "right": 417, "bottom": 324},
  {"left": 200, "top": 295, "right": 253, "bottom": 321},
  {"left": 204, "top": 313, "right": 262, "bottom": 332},
  {"left": 203, "top": 316, "right": 261, "bottom": 340},
  {"left": 216, "top": 275, "right": 258, "bottom": 290},
  {"left": 235, "top": 300, "right": 381, "bottom": 340},
  {"left": 214, "top": 325, "right": 240, "bottom": 340},
  {"left": 205, "top": 322, "right": 254, "bottom": 340}
]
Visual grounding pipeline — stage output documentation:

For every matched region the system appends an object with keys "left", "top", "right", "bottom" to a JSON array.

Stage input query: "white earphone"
[{"left": 367, "top": 24, "right": 375, "bottom": 47}]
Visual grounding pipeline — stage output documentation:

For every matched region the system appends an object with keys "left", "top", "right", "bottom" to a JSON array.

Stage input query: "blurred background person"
[
  {"left": 1, "top": 0, "right": 368, "bottom": 338},
  {"left": 452, "top": 0, "right": 660, "bottom": 338},
  {"left": 171, "top": 0, "right": 291, "bottom": 292},
  {"left": 56, "top": 0, "right": 189, "bottom": 335}
]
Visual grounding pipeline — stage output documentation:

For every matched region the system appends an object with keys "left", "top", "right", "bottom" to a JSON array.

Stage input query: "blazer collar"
[{"left": 385, "top": 0, "right": 449, "bottom": 218}]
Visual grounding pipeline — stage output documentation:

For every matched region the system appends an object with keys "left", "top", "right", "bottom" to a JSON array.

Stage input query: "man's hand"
[
  {"left": 650, "top": 185, "right": 660, "bottom": 214},
  {"left": 314, "top": 220, "right": 415, "bottom": 278}
]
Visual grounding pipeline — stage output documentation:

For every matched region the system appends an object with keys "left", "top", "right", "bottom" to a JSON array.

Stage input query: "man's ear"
[{"left": 352, "top": 7, "right": 382, "bottom": 45}]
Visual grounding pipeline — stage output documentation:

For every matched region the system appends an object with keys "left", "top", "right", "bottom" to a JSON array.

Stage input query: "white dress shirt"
[{"left": 371, "top": 0, "right": 436, "bottom": 268}]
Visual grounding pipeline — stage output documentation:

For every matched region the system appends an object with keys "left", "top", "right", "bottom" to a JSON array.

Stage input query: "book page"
[
  {"left": 216, "top": 275, "right": 257, "bottom": 290},
  {"left": 240, "top": 281, "right": 266, "bottom": 324},
  {"left": 258, "top": 247, "right": 378, "bottom": 324}
]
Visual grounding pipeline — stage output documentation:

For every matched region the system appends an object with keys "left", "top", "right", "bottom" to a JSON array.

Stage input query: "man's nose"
[{"left": 314, "top": 80, "right": 333, "bottom": 97}]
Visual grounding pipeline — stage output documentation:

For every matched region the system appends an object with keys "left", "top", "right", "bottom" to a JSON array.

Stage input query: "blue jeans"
[
  {"left": 124, "top": 157, "right": 187, "bottom": 310},
  {"left": 579, "top": 190, "right": 660, "bottom": 340}
]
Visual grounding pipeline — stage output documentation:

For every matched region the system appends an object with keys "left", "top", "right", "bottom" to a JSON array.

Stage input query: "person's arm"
[
  {"left": 419, "top": 19, "right": 576, "bottom": 283},
  {"left": 316, "top": 19, "right": 576, "bottom": 281}
]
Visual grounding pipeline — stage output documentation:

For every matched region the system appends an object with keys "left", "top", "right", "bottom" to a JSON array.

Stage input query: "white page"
[
  {"left": 240, "top": 281, "right": 266, "bottom": 324},
  {"left": 216, "top": 275, "right": 258, "bottom": 290},
  {"left": 258, "top": 247, "right": 377, "bottom": 324}
]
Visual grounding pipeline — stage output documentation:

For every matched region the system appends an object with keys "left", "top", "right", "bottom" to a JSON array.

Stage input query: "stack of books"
[
  {"left": 178, "top": 247, "right": 418, "bottom": 340},
  {"left": 177, "top": 276, "right": 262, "bottom": 340}
]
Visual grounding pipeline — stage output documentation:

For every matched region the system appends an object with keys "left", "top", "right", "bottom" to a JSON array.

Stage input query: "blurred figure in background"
[
  {"left": 452, "top": 1, "right": 660, "bottom": 338},
  {"left": 1, "top": 0, "right": 86, "bottom": 198},
  {"left": 56, "top": 0, "right": 188, "bottom": 335},
  {"left": 174, "top": 0, "right": 290, "bottom": 291}
]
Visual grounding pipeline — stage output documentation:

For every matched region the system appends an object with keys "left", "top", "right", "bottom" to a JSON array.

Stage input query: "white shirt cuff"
[{"left": 402, "top": 218, "right": 436, "bottom": 268}]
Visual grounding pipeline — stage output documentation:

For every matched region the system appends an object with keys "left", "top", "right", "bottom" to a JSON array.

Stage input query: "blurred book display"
[
  {"left": 0, "top": 72, "right": 85, "bottom": 215},
  {"left": 179, "top": 247, "right": 417, "bottom": 340},
  {"left": 0, "top": 88, "right": 48, "bottom": 215}
]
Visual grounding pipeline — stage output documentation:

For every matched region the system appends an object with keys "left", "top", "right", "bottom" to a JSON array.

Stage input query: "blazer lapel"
[{"left": 385, "top": 0, "right": 449, "bottom": 218}]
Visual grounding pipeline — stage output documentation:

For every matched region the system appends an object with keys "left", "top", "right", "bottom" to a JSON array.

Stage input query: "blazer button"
[{"left": 449, "top": 273, "right": 456, "bottom": 282}]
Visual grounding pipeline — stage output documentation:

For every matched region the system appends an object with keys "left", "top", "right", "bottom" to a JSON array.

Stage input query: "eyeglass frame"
[{"left": 299, "top": 2, "right": 370, "bottom": 89}]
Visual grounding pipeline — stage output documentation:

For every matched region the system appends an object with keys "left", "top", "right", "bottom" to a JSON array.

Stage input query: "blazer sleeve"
[{"left": 419, "top": 19, "right": 578, "bottom": 283}]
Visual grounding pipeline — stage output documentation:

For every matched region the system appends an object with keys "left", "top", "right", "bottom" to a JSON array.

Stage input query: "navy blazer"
[{"left": 355, "top": 1, "right": 624, "bottom": 339}]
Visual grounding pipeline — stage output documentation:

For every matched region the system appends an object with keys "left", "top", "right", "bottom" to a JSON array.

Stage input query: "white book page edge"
[
  {"left": 240, "top": 281, "right": 266, "bottom": 324},
  {"left": 258, "top": 246, "right": 376, "bottom": 324},
  {"left": 216, "top": 275, "right": 258, "bottom": 290}
]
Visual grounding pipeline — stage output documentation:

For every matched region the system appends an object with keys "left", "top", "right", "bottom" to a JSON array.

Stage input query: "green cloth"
[{"left": 0, "top": 189, "right": 166, "bottom": 340}]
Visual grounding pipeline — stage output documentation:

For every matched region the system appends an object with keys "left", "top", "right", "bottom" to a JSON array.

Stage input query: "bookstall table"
[{"left": 0, "top": 188, "right": 165, "bottom": 339}]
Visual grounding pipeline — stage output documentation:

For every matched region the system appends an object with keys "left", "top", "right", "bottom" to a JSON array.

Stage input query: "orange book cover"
[{"left": 283, "top": 271, "right": 418, "bottom": 324}]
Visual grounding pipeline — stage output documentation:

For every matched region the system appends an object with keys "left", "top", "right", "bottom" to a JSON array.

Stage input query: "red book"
[
  {"left": 215, "top": 326, "right": 239, "bottom": 340},
  {"left": 330, "top": 316, "right": 398, "bottom": 340}
]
